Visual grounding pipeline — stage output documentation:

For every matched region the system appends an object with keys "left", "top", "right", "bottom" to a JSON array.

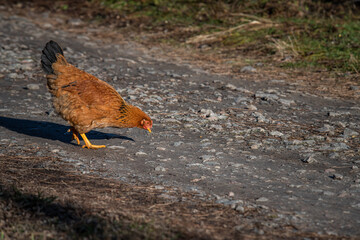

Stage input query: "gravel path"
[{"left": 0, "top": 7, "right": 359, "bottom": 237}]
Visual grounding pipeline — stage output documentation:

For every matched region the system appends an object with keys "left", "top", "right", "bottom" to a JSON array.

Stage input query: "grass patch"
[{"left": 94, "top": 0, "right": 360, "bottom": 73}]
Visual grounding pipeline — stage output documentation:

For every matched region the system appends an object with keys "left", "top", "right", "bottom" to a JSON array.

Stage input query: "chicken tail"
[{"left": 41, "top": 40, "right": 66, "bottom": 74}]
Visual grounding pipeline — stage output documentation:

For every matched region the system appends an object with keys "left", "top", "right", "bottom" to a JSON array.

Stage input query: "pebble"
[
  {"left": 278, "top": 98, "right": 295, "bottom": 106},
  {"left": 320, "top": 143, "right": 349, "bottom": 151},
  {"left": 26, "top": 83, "right": 40, "bottom": 90},
  {"left": 327, "top": 112, "right": 341, "bottom": 117},
  {"left": 317, "top": 124, "right": 334, "bottom": 133},
  {"left": 270, "top": 131, "right": 284, "bottom": 137},
  {"left": 252, "top": 112, "right": 267, "bottom": 123},
  {"left": 235, "top": 206, "right": 245, "bottom": 213},
  {"left": 241, "top": 66, "right": 257, "bottom": 73},
  {"left": 135, "top": 151, "right": 147, "bottom": 156},
  {"left": 351, "top": 203, "right": 360, "bottom": 209},
  {"left": 256, "top": 197, "right": 269, "bottom": 202},
  {"left": 224, "top": 83, "right": 238, "bottom": 91},
  {"left": 108, "top": 145, "right": 126, "bottom": 150},
  {"left": 343, "top": 128, "right": 359, "bottom": 138},
  {"left": 200, "top": 155, "right": 214, "bottom": 161},
  {"left": 332, "top": 174, "right": 344, "bottom": 180},
  {"left": 155, "top": 166, "right": 166, "bottom": 172},
  {"left": 349, "top": 85, "right": 359, "bottom": 90},
  {"left": 173, "top": 141, "right": 184, "bottom": 147},
  {"left": 250, "top": 144, "right": 261, "bottom": 150},
  {"left": 156, "top": 147, "right": 166, "bottom": 151},
  {"left": 245, "top": 104, "right": 257, "bottom": 110},
  {"left": 302, "top": 155, "right": 316, "bottom": 163},
  {"left": 255, "top": 92, "right": 279, "bottom": 101}
]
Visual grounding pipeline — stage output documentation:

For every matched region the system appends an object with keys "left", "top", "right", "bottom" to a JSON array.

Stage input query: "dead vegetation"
[{"left": 0, "top": 152, "right": 346, "bottom": 239}]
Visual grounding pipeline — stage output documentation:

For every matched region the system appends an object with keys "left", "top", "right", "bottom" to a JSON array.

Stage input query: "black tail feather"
[{"left": 41, "top": 40, "right": 64, "bottom": 74}]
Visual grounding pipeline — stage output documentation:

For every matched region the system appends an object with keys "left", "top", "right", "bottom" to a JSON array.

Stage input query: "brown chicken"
[{"left": 41, "top": 40, "right": 153, "bottom": 149}]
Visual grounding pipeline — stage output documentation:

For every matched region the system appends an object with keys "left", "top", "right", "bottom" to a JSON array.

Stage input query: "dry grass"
[{"left": 0, "top": 152, "right": 345, "bottom": 239}]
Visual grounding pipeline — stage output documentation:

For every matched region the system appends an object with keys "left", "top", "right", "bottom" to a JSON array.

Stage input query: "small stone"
[
  {"left": 108, "top": 145, "right": 126, "bottom": 150},
  {"left": 135, "top": 151, "right": 147, "bottom": 156},
  {"left": 328, "top": 112, "right": 341, "bottom": 117},
  {"left": 228, "top": 192, "right": 235, "bottom": 197},
  {"left": 250, "top": 144, "right": 261, "bottom": 150},
  {"left": 156, "top": 147, "right": 166, "bottom": 151},
  {"left": 343, "top": 128, "right": 359, "bottom": 138},
  {"left": 317, "top": 124, "right": 334, "bottom": 133},
  {"left": 323, "top": 191, "right": 335, "bottom": 196},
  {"left": 252, "top": 112, "right": 267, "bottom": 123},
  {"left": 225, "top": 83, "right": 237, "bottom": 91},
  {"left": 155, "top": 166, "right": 166, "bottom": 172},
  {"left": 332, "top": 173, "right": 344, "bottom": 180},
  {"left": 302, "top": 155, "right": 316, "bottom": 163},
  {"left": 324, "top": 168, "right": 336, "bottom": 173},
  {"left": 69, "top": 18, "right": 83, "bottom": 26},
  {"left": 200, "top": 155, "right": 214, "bottom": 161},
  {"left": 155, "top": 185, "right": 164, "bottom": 190},
  {"left": 270, "top": 131, "right": 284, "bottom": 137},
  {"left": 349, "top": 85, "right": 359, "bottom": 90},
  {"left": 256, "top": 197, "right": 268, "bottom": 202},
  {"left": 351, "top": 203, "right": 360, "bottom": 209},
  {"left": 241, "top": 66, "right": 257, "bottom": 73},
  {"left": 26, "top": 84, "right": 40, "bottom": 90},
  {"left": 173, "top": 141, "right": 184, "bottom": 147},
  {"left": 235, "top": 206, "right": 245, "bottom": 213},
  {"left": 245, "top": 104, "right": 257, "bottom": 110},
  {"left": 255, "top": 92, "right": 279, "bottom": 101},
  {"left": 278, "top": 99, "right": 295, "bottom": 106}
]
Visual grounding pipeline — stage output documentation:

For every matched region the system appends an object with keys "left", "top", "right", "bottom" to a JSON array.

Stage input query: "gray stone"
[
  {"left": 135, "top": 151, "right": 147, "bottom": 156},
  {"left": 245, "top": 104, "right": 257, "bottom": 110},
  {"left": 278, "top": 98, "right": 295, "bottom": 106},
  {"left": 108, "top": 145, "right": 126, "bottom": 150},
  {"left": 332, "top": 174, "right": 344, "bottom": 180},
  {"left": 224, "top": 83, "right": 238, "bottom": 91},
  {"left": 173, "top": 141, "right": 184, "bottom": 147},
  {"left": 270, "top": 131, "right": 284, "bottom": 137},
  {"left": 26, "top": 84, "right": 40, "bottom": 90},
  {"left": 302, "top": 155, "right": 317, "bottom": 163},
  {"left": 241, "top": 66, "right": 257, "bottom": 73},
  {"left": 256, "top": 197, "right": 269, "bottom": 202},
  {"left": 235, "top": 205, "right": 245, "bottom": 213},
  {"left": 155, "top": 166, "right": 166, "bottom": 172},
  {"left": 343, "top": 128, "right": 359, "bottom": 138},
  {"left": 317, "top": 124, "right": 335, "bottom": 133},
  {"left": 200, "top": 155, "right": 214, "bottom": 161},
  {"left": 255, "top": 92, "right": 279, "bottom": 101}
]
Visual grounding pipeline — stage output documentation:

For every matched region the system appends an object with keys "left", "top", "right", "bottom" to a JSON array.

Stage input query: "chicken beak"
[{"left": 147, "top": 128, "right": 152, "bottom": 133}]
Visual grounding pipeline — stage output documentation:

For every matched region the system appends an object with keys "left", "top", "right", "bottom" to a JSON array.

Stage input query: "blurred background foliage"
[
  {"left": 92, "top": 0, "right": 360, "bottom": 72},
  {"left": 13, "top": 0, "right": 360, "bottom": 73}
]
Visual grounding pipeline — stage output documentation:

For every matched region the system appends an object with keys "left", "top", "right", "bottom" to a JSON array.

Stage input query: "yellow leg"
[
  {"left": 68, "top": 127, "right": 80, "bottom": 145},
  {"left": 80, "top": 133, "right": 106, "bottom": 149}
]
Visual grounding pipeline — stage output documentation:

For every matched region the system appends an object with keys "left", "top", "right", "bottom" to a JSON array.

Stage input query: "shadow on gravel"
[
  {"left": 0, "top": 116, "right": 134, "bottom": 144},
  {"left": 0, "top": 184, "right": 142, "bottom": 239}
]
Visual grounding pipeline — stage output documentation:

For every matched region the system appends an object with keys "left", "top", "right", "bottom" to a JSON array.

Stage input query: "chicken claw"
[
  {"left": 80, "top": 133, "right": 106, "bottom": 149},
  {"left": 68, "top": 127, "right": 80, "bottom": 145}
]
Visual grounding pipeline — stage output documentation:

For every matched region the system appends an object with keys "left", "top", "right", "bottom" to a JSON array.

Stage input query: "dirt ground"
[{"left": 0, "top": 1, "right": 360, "bottom": 240}]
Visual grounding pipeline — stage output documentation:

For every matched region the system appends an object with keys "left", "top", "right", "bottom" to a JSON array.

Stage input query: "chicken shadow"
[{"left": 0, "top": 116, "right": 134, "bottom": 144}]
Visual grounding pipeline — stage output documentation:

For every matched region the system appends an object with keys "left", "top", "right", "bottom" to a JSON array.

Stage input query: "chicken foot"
[
  {"left": 68, "top": 127, "right": 80, "bottom": 145},
  {"left": 80, "top": 133, "right": 106, "bottom": 149}
]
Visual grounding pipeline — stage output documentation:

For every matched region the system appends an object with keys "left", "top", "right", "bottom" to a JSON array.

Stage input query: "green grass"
[{"left": 96, "top": 0, "right": 360, "bottom": 72}]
